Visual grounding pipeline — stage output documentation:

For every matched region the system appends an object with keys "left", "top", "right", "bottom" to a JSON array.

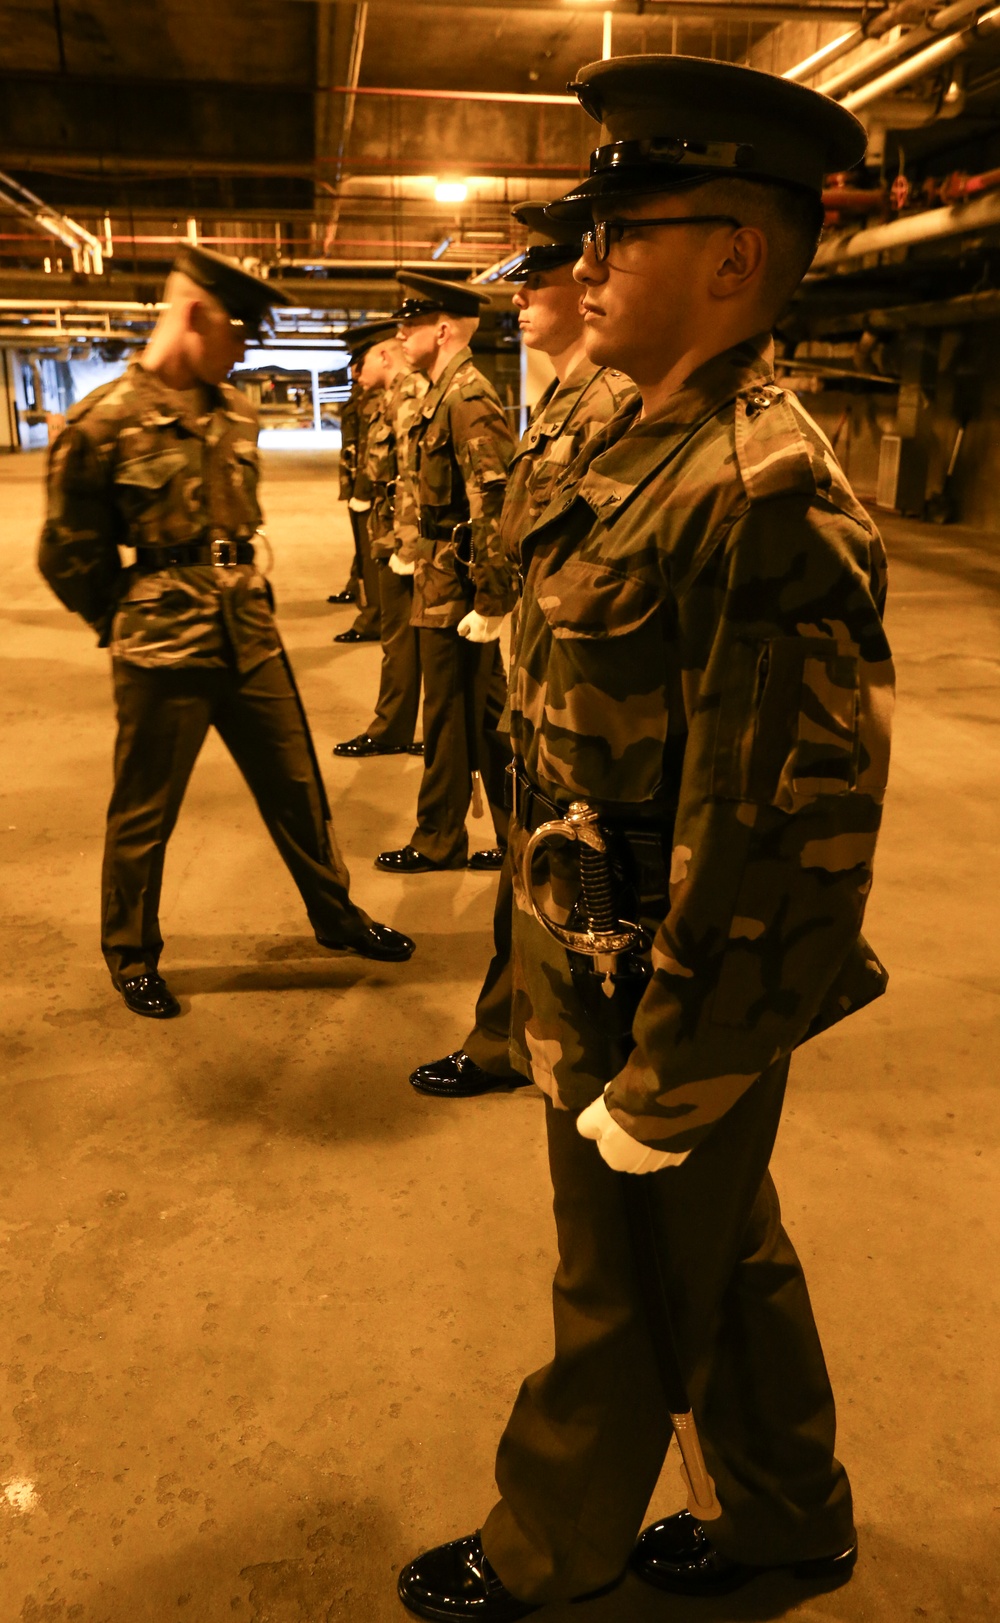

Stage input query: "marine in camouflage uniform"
[
  {"left": 398, "top": 58, "right": 893, "bottom": 1623},
  {"left": 37, "top": 249, "right": 413, "bottom": 1018},
  {"left": 334, "top": 354, "right": 383, "bottom": 643},
  {"left": 334, "top": 354, "right": 428, "bottom": 754},
  {"left": 376, "top": 273, "right": 517, "bottom": 873},
  {"left": 410, "top": 204, "right": 637, "bottom": 1096}
]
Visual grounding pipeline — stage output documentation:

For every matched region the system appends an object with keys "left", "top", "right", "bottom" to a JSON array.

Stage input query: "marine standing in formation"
[
  {"left": 375, "top": 272, "right": 517, "bottom": 875},
  {"left": 38, "top": 247, "right": 414, "bottom": 1020},
  {"left": 409, "top": 203, "right": 636, "bottom": 1099},
  {"left": 334, "top": 323, "right": 427, "bottom": 758},
  {"left": 330, "top": 332, "right": 384, "bottom": 644},
  {"left": 398, "top": 54, "right": 893, "bottom": 1620}
]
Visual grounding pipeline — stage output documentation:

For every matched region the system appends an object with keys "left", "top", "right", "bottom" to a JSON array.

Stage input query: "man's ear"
[
  {"left": 186, "top": 296, "right": 210, "bottom": 335},
  {"left": 712, "top": 225, "right": 766, "bottom": 302}
]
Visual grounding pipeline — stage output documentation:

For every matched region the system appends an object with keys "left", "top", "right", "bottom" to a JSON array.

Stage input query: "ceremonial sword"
[{"left": 522, "top": 800, "right": 721, "bottom": 1522}]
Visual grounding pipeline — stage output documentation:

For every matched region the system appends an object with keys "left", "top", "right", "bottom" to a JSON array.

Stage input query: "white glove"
[
  {"left": 577, "top": 1095, "right": 689, "bottom": 1175},
  {"left": 348, "top": 497, "right": 372, "bottom": 512},
  {"left": 457, "top": 609, "right": 504, "bottom": 643},
  {"left": 388, "top": 552, "right": 416, "bottom": 576}
]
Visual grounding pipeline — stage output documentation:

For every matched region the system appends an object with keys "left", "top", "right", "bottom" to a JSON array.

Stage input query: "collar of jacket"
[
  {"left": 419, "top": 345, "right": 473, "bottom": 422},
  {"left": 574, "top": 333, "right": 775, "bottom": 524},
  {"left": 524, "top": 358, "right": 606, "bottom": 444},
  {"left": 127, "top": 360, "right": 228, "bottom": 441}
]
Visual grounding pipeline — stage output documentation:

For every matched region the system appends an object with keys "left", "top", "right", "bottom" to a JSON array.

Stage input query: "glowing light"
[{"left": 434, "top": 181, "right": 468, "bottom": 204}]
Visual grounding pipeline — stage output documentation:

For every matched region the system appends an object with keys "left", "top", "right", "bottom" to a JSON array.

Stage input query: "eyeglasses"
[{"left": 582, "top": 214, "right": 742, "bottom": 264}]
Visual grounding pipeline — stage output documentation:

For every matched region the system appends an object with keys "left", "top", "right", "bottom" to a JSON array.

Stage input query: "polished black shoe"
[
  {"left": 406, "top": 742, "right": 425, "bottom": 755},
  {"left": 333, "top": 732, "right": 408, "bottom": 758},
  {"left": 117, "top": 972, "right": 180, "bottom": 1020},
  {"left": 410, "top": 1051, "right": 529, "bottom": 1097},
  {"left": 631, "top": 1511, "right": 858, "bottom": 1598},
  {"left": 398, "top": 1532, "right": 538, "bottom": 1622},
  {"left": 467, "top": 847, "right": 505, "bottom": 872},
  {"left": 333, "top": 628, "right": 379, "bottom": 644},
  {"left": 327, "top": 588, "right": 356, "bottom": 605},
  {"left": 317, "top": 923, "right": 415, "bottom": 962},
  {"left": 374, "top": 845, "right": 451, "bottom": 874}
]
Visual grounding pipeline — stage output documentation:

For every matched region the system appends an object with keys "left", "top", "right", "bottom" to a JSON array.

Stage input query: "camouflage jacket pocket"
[
  {"left": 534, "top": 557, "right": 660, "bottom": 641},
  {"left": 116, "top": 448, "right": 189, "bottom": 491},
  {"left": 114, "top": 447, "right": 198, "bottom": 547},
  {"left": 711, "top": 635, "right": 860, "bottom": 811},
  {"left": 418, "top": 426, "right": 455, "bottom": 516}
]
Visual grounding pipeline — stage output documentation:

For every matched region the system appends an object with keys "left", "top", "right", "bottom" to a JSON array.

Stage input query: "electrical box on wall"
[{"left": 876, "top": 434, "right": 928, "bottom": 516}]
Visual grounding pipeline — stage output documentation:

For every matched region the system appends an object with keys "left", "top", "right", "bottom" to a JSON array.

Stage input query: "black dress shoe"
[
  {"left": 117, "top": 972, "right": 180, "bottom": 1019},
  {"left": 333, "top": 628, "right": 379, "bottom": 644},
  {"left": 410, "top": 1051, "right": 530, "bottom": 1097},
  {"left": 467, "top": 847, "right": 505, "bottom": 872},
  {"left": 317, "top": 923, "right": 416, "bottom": 962},
  {"left": 374, "top": 845, "right": 451, "bottom": 874},
  {"left": 406, "top": 742, "right": 425, "bottom": 755},
  {"left": 398, "top": 1532, "right": 538, "bottom": 1622},
  {"left": 327, "top": 589, "right": 356, "bottom": 604},
  {"left": 333, "top": 733, "right": 408, "bottom": 758},
  {"left": 631, "top": 1511, "right": 858, "bottom": 1598}
]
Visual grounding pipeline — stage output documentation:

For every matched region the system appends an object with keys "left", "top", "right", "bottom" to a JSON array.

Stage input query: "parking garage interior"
[{"left": 2, "top": 3, "right": 1000, "bottom": 1621}]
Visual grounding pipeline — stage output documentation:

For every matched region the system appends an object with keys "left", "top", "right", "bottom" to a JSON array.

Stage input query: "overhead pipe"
[
  {"left": 841, "top": 4, "right": 1000, "bottom": 110},
  {"left": 783, "top": 28, "right": 863, "bottom": 81},
  {"left": 0, "top": 169, "right": 105, "bottom": 273},
  {"left": 781, "top": 0, "right": 944, "bottom": 87},
  {"left": 811, "top": 185, "right": 1000, "bottom": 266},
  {"left": 815, "top": 0, "right": 983, "bottom": 98}
]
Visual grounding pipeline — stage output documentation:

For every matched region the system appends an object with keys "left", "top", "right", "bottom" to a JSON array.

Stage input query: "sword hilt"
[{"left": 521, "top": 800, "right": 646, "bottom": 989}]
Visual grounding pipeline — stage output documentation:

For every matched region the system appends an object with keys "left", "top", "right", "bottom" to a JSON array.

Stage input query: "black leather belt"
[
  {"left": 134, "top": 538, "right": 255, "bottom": 570},
  {"left": 505, "top": 762, "right": 675, "bottom": 837}
]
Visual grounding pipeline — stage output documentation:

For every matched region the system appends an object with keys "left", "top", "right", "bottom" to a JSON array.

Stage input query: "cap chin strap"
[{"left": 590, "top": 136, "right": 756, "bottom": 175}]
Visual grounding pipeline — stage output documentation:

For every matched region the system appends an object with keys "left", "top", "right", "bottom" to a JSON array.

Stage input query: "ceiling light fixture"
[{"left": 434, "top": 181, "right": 468, "bottom": 204}]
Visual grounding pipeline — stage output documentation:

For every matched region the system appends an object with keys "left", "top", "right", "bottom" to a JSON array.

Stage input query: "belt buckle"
[{"left": 210, "top": 536, "right": 237, "bottom": 567}]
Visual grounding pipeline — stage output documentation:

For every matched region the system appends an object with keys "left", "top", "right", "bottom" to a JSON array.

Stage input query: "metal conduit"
[
  {"left": 810, "top": 186, "right": 1000, "bottom": 265},
  {"left": 783, "top": 28, "right": 862, "bottom": 81},
  {"left": 815, "top": 0, "right": 983, "bottom": 97},
  {"left": 842, "top": 4, "right": 1000, "bottom": 110}
]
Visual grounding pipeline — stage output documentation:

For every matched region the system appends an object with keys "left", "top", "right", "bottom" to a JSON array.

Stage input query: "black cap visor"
[
  {"left": 503, "top": 243, "right": 581, "bottom": 281},
  {"left": 546, "top": 163, "right": 720, "bottom": 222}
]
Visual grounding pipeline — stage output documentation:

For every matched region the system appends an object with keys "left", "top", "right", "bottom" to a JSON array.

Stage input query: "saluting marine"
[
  {"left": 398, "top": 55, "right": 893, "bottom": 1622},
  {"left": 409, "top": 202, "right": 636, "bottom": 1098},
  {"left": 333, "top": 322, "right": 428, "bottom": 758},
  {"left": 38, "top": 247, "right": 414, "bottom": 1020},
  {"left": 375, "top": 272, "right": 517, "bottom": 875}
]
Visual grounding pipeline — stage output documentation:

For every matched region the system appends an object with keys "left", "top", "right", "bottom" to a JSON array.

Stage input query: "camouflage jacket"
[
  {"left": 38, "top": 361, "right": 280, "bottom": 674},
  {"left": 338, "top": 388, "right": 360, "bottom": 500},
  {"left": 500, "top": 360, "right": 636, "bottom": 557},
  {"left": 409, "top": 347, "right": 517, "bottom": 629},
  {"left": 365, "top": 366, "right": 428, "bottom": 560},
  {"left": 508, "top": 335, "right": 894, "bottom": 1154}
]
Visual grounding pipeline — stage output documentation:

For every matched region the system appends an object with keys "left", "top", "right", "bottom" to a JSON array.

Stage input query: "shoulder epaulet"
[
  {"left": 64, "top": 371, "right": 137, "bottom": 435},
  {"left": 734, "top": 384, "right": 822, "bottom": 503}
]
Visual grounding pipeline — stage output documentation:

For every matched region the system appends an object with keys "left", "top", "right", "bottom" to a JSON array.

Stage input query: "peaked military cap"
[
  {"left": 503, "top": 202, "right": 582, "bottom": 281},
  {"left": 393, "top": 270, "right": 492, "bottom": 320},
  {"left": 171, "top": 245, "right": 291, "bottom": 338},
  {"left": 547, "top": 54, "right": 867, "bottom": 218},
  {"left": 342, "top": 318, "right": 399, "bottom": 358}
]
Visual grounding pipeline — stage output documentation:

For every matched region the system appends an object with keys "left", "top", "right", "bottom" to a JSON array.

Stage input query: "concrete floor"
[{"left": 1, "top": 447, "right": 998, "bottom": 1623}]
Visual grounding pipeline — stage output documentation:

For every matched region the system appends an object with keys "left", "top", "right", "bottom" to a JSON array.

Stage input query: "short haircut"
[
  {"left": 162, "top": 269, "right": 226, "bottom": 316},
  {"left": 442, "top": 312, "right": 480, "bottom": 344},
  {"left": 686, "top": 177, "right": 824, "bottom": 319}
]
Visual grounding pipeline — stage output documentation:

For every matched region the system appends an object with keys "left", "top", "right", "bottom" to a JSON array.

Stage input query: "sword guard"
[{"left": 522, "top": 803, "right": 647, "bottom": 965}]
